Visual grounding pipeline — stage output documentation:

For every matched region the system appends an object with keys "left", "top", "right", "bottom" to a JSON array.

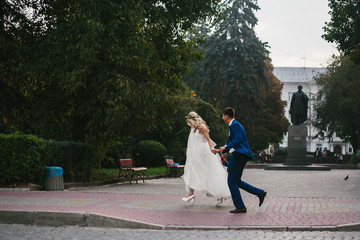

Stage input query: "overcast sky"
[{"left": 255, "top": 0, "right": 339, "bottom": 68}]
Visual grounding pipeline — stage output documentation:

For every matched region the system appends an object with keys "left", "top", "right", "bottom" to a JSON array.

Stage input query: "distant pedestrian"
[
  {"left": 314, "top": 149, "right": 320, "bottom": 163},
  {"left": 321, "top": 150, "right": 327, "bottom": 163},
  {"left": 259, "top": 151, "right": 265, "bottom": 163},
  {"left": 336, "top": 153, "right": 343, "bottom": 164}
]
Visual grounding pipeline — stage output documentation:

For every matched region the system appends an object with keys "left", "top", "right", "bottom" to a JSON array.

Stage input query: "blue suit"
[{"left": 224, "top": 119, "right": 264, "bottom": 209}]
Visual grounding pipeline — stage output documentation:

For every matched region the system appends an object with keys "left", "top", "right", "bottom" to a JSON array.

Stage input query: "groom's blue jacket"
[{"left": 224, "top": 119, "right": 253, "bottom": 159}]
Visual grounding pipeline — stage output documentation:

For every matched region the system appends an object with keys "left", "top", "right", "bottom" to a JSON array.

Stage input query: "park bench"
[
  {"left": 165, "top": 159, "right": 184, "bottom": 178},
  {"left": 118, "top": 159, "right": 147, "bottom": 184}
]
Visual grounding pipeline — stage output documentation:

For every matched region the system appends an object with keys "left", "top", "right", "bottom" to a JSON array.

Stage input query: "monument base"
[
  {"left": 264, "top": 125, "right": 330, "bottom": 171},
  {"left": 286, "top": 125, "right": 308, "bottom": 164}
]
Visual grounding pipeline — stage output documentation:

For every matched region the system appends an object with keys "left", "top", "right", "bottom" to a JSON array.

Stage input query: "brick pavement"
[
  {"left": 1, "top": 190, "right": 360, "bottom": 230},
  {"left": 0, "top": 169, "right": 360, "bottom": 231}
]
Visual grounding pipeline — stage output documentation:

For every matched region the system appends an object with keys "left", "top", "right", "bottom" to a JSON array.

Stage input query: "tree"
[
  {"left": 313, "top": 55, "right": 360, "bottom": 153},
  {"left": 183, "top": 0, "right": 287, "bottom": 151},
  {"left": 0, "top": 0, "right": 43, "bottom": 134},
  {"left": 249, "top": 60, "right": 289, "bottom": 150},
  {"left": 1, "top": 0, "right": 223, "bottom": 143},
  {"left": 150, "top": 91, "right": 228, "bottom": 163},
  {"left": 323, "top": 0, "right": 360, "bottom": 64}
]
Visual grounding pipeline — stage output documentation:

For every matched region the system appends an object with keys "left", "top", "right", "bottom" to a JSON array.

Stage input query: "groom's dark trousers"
[{"left": 228, "top": 152, "right": 264, "bottom": 209}]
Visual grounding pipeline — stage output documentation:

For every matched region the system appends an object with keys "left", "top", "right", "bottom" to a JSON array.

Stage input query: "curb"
[
  {"left": 0, "top": 210, "right": 163, "bottom": 230},
  {"left": 1, "top": 210, "right": 360, "bottom": 231}
]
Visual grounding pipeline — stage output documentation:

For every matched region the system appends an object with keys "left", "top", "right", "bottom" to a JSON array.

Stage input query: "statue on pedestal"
[{"left": 290, "top": 85, "right": 309, "bottom": 125}]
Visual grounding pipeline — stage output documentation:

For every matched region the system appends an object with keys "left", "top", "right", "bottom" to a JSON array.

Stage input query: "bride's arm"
[{"left": 199, "top": 124, "right": 214, "bottom": 151}]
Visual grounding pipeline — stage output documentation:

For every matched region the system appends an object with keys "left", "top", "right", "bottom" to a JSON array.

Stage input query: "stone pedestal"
[
  {"left": 285, "top": 125, "right": 310, "bottom": 165},
  {"left": 264, "top": 125, "right": 330, "bottom": 171}
]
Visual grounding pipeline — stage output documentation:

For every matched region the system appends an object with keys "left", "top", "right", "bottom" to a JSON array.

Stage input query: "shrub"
[
  {"left": 100, "top": 140, "right": 127, "bottom": 169},
  {"left": 274, "top": 148, "right": 288, "bottom": 157},
  {"left": 41, "top": 140, "right": 99, "bottom": 182},
  {"left": 326, "top": 151, "right": 335, "bottom": 157},
  {"left": 133, "top": 140, "right": 167, "bottom": 167},
  {"left": 0, "top": 134, "right": 45, "bottom": 185},
  {"left": 350, "top": 154, "right": 360, "bottom": 165},
  {"left": 0, "top": 134, "right": 100, "bottom": 185}
]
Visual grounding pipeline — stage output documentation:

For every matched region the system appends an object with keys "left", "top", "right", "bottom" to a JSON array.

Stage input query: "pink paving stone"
[
  {"left": 294, "top": 202, "right": 302, "bottom": 213},
  {"left": 287, "top": 202, "right": 295, "bottom": 213},
  {"left": 1, "top": 191, "right": 360, "bottom": 227},
  {"left": 265, "top": 202, "right": 275, "bottom": 213}
]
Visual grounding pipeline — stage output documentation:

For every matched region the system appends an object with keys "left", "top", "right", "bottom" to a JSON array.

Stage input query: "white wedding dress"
[{"left": 182, "top": 128, "right": 231, "bottom": 198}]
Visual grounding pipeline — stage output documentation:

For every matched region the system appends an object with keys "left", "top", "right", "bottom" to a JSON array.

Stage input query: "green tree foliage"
[
  {"left": 145, "top": 87, "right": 228, "bottom": 162},
  {"left": 0, "top": 0, "right": 42, "bottom": 134},
  {"left": 250, "top": 60, "right": 289, "bottom": 150},
  {"left": 1, "top": 0, "right": 223, "bottom": 143},
  {"left": 183, "top": 0, "right": 287, "bottom": 151},
  {"left": 313, "top": 55, "right": 360, "bottom": 153},
  {"left": 323, "top": 0, "right": 360, "bottom": 64}
]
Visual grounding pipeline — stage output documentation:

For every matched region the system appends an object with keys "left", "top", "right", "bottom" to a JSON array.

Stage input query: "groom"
[{"left": 213, "top": 107, "right": 267, "bottom": 213}]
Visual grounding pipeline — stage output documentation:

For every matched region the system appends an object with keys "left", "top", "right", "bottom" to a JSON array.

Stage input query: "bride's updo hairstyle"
[{"left": 185, "top": 111, "right": 209, "bottom": 131}]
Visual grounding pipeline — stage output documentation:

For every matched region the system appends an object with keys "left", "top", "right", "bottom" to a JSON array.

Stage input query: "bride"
[{"left": 182, "top": 111, "right": 230, "bottom": 205}]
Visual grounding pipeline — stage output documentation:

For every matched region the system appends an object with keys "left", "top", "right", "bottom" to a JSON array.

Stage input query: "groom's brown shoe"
[
  {"left": 229, "top": 208, "right": 247, "bottom": 213},
  {"left": 259, "top": 191, "right": 267, "bottom": 207}
]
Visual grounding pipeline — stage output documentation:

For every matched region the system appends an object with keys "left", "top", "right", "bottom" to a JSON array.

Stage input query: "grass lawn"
[{"left": 91, "top": 167, "right": 167, "bottom": 181}]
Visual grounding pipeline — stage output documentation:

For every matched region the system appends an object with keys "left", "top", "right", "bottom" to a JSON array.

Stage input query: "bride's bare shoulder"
[{"left": 198, "top": 123, "right": 209, "bottom": 132}]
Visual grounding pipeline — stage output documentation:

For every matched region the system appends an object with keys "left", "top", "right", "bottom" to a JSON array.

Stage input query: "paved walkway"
[
  {"left": 1, "top": 169, "right": 360, "bottom": 231},
  {"left": 2, "top": 224, "right": 360, "bottom": 240}
]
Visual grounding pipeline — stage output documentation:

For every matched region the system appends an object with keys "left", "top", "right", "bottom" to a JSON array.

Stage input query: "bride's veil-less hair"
[{"left": 185, "top": 111, "right": 209, "bottom": 131}]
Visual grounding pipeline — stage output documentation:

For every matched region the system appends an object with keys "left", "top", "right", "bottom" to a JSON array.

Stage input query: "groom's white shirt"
[{"left": 229, "top": 119, "right": 234, "bottom": 127}]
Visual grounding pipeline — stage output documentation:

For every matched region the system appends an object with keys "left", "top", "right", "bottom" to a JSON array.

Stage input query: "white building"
[{"left": 274, "top": 67, "right": 353, "bottom": 155}]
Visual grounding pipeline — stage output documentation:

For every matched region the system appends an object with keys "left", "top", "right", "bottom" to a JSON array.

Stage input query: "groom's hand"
[{"left": 219, "top": 146, "right": 226, "bottom": 153}]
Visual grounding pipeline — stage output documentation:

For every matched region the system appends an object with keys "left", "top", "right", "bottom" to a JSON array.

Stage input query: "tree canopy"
[
  {"left": 250, "top": 60, "right": 289, "bottom": 150},
  {"left": 1, "top": 0, "right": 223, "bottom": 143},
  {"left": 183, "top": 0, "right": 288, "bottom": 150},
  {"left": 323, "top": 0, "right": 360, "bottom": 64},
  {"left": 313, "top": 55, "right": 360, "bottom": 153}
]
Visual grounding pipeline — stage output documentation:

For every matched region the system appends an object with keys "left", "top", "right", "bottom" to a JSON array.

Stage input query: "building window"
[{"left": 316, "top": 144, "right": 322, "bottom": 151}]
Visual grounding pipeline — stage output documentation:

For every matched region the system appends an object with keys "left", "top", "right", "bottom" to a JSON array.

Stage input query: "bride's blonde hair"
[{"left": 185, "top": 111, "right": 209, "bottom": 131}]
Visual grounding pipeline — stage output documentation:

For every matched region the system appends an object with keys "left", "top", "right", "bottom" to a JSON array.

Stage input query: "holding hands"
[
  {"left": 211, "top": 149, "right": 219, "bottom": 154},
  {"left": 211, "top": 146, "right": 226, "bottom": 154}
]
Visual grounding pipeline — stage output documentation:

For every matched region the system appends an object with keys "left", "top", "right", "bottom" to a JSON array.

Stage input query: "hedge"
[
  {"left": 0, "top": 134, "right": 100, "bottom": 185},
  {"left": 41, "top": 140, "right": 99, "bottom": 182},
  {"left": 350, "top": 154, "right": 360, "bottom": 165},
  {"left": 0, "top": 134, "right": 45, "bottom": 185},
  {"left": 133, "top": 140, "right": 167, "bottom": 167}
]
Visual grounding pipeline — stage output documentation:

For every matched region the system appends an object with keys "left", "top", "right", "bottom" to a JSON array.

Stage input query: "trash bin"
[{"left": 45, "top": 166, "right": 64, "bottom": 191}]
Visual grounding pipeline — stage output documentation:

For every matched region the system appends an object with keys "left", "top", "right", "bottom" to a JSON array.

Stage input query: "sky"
[{"left": 255, "top": 0, "right": 339, "bottom": 68}]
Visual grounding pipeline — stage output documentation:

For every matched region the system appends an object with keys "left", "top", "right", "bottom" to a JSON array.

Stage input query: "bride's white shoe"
[{"left": 182, "top": 195, "right": 195, "bottom": 204}]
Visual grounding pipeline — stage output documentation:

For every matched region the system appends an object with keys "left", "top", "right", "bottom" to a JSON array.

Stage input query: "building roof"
[{"left": 274, "top": 67, "right": 326, "bottom": 83}]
